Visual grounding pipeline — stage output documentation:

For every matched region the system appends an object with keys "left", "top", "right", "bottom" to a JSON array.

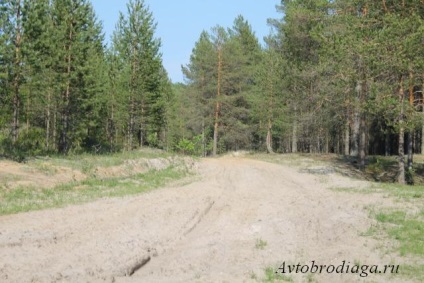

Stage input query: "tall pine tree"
[{"left": 110, "top": 0, "right": 167, "bottom": 150}]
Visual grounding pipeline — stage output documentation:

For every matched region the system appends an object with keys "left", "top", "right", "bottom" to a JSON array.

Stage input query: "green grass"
[
  {"left": 399, "top": 265, "right": 424, "bottom": 282},
  {"left": 0, "top": 166, "right": 188, "bottom": 215},
  {"left": 31, "top": 148, "right": 173, "bottom": 174},
  {"left": 305, "top": 273, "right": 316, "bottom": 283},
  {"left": 323, "top": 162, "right": 424, "bottom": 282},
  {"left": 331, "top": 183, "right": 424, "bottom": 201},
  {"left": 0, "top": 173, "right": 22, "bottom": 187},
  {"left": 255, "top": 238, "right": 268, "bottom": 250},
  {"left": 249, "top": 153, "right": 326, "bottom": 168},
  {"left": 374, "top": 210, "right": 424, "bottom": 256},
  {"left": 360, "top": 183, "right": 424, "bottom": 282},
  {"left": 25, "top": 162, "right": 58, "bottom": 175},
  {"left": 263, "top": 267, "right": 293, "bottom": 282},
  {"left": 376, "top": 183, "right": 424, "bottom": 200},
  {"left": 250, "top": 153, "right": 424, "bottom": 185}
]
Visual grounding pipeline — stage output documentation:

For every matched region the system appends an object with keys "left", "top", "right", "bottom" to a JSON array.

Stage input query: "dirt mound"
[
  {"left": 93, "top": 157, "right": 196, "bottom": 179},
  {"left": 0, "top": 156, "right": 195, "bottom": 190},
  {"left": 0, "top": 161, "right": 86, "bottom": 189}
]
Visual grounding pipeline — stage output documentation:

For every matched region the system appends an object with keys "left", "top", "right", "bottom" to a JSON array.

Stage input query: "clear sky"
[{"left": 91, "top": 0, "right": 281, "bottom": 83}]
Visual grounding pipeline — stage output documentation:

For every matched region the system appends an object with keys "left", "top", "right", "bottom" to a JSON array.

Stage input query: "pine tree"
[
  {"left": 110, "top": 0, "right": 165, "bottom": 150},
  {"left": 253, "top": 43, "right": 285, "bottom": 153},
  {"left": 0, "top": 1, "right": 11, "bottom": 139},
  {"left": 0, "top": 0, "right": 24, "bottom": 145},
  {"left": 182, "top": 18, "right": 262, "bottom": 155},
  {"left": 21, "top": 0, "right": 55, "bottom": 151},
  {"left": 182, "top": 31, "right": 216, "bottom": 154},
  {"left": 270, "top": 0, "right": 330, "bottom": 154},
  {"left": 50, "top": 0, "right": 105, "bottom": 153}
]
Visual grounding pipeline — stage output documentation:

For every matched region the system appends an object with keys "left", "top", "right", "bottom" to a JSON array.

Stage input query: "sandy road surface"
[{"left": 0, "top": 157, "right": 400, "bottom": 282}]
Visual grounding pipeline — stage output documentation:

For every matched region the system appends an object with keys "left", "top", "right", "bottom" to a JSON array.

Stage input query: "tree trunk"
[
  {"left": 59, "top": 24, "right": 73, "bottom": 154},
  {"left": 422, "top": 105, "right": 424, "bottom": 155},
  {"left": 26, "top": 80, "right": 31, "bottom": 132},
  {"left": 60, "top": 78, "right": 71, "bottom": 153},
  {"left": 407, "top": 70, "right": 414, "bottom": 170},
  {"left": 212, "top": 118, "right": 219, "bottom": 155},
  {"left": 128, "top": 97, "right": 134, "bottom": 150},
  {"left": 12, "top": 89, "right": 20, "bottom": 144},
  {"left": 385, "top": 132, "right": 390, "bottom": 156},
  {"left": 266, "top": 119, "right": 273, "bottom": 154},
  {"left": 421, "top": 79, "right": 424, "bottom": 154},
  {"left": 292, "top": 106, "right": 298, "bottom": 153},
  {"left": 108, "top": 91, "right": 115, "bottom": 149},
  {"left": 12, "top": 1, "right": 22, "bottom": 144},
  {"left": 53, "top": 103, "right": 57, "bottom": 151},
  {"left": 139, "top": 101, "right": 144, "bottom": 148},
  {"left": 266, "top": 62, "right": 274, "bottom": 154},
  {"left": 358, "top": 79, "right": 367, "bottom": 170},
  {"left": 46, "top": 90, "right": 51, "bottom": 150},
  {"left": 138, "top": 84, "right": 145, "bottom": 148},
  {"left": 398, "top": 125, "right": 406, "bottom": 184},
  {"left": 213, "top": 46, "right": 222, "bottom": 156},
  {"left": 398, "top": 76, "right": 406, "bottom": 184},
  {"left": 325, "top": 130, "right": 329, "bottom": 154},
  {"left": 351, "top": 91, "right": 360, "bottom": 157},
  {"left": 344, "top": 119, "right": 350, "bottom": 155},
  {"left": 339, "top": 133, "right": 342, "bottom": 154},
  {"left": 202, "top": 119, "right": 206, "bottom": 157},
  {"left": 359, "top": 112, "right": 366, "bottom": 170},
  {"left": 407, "top": 133, "right": 413, "bottom": 170}
]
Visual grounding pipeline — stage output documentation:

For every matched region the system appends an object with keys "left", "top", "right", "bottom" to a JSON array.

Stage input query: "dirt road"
[{"left": 0, "top": 157, "right": 399, "bottom": 282}]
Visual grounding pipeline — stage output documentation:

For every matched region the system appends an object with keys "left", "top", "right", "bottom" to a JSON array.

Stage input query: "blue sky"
[{"left": 91, "top": 0, "right": 281, "bottom": 83}]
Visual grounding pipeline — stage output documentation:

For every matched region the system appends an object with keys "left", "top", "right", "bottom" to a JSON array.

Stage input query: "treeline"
[
  {"left": 1, "top": 0, "right": 423, "bottom": 184},
  {"left": 174, "top": 0, "right": 424, "bottom": 184},
  {"left": 0, "top": 0, "right": 170, "bottom": 157}
]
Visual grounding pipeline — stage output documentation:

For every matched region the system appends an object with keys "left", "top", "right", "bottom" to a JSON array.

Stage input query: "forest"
[{"left": 0, "top": 0, "right": 423, "bottom": 184}]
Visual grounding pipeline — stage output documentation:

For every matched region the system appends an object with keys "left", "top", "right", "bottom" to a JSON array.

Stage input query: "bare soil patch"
[{"left": 0, "top": 156, "right": 413, "bottom": 282}]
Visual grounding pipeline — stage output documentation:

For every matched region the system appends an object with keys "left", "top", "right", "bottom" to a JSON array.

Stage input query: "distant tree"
[
  {"left": 49, "top": 0, "right": 105, "bottom": 153},
  {"left": 182, "top": 16, "right": 263, "bottom": 155},
  {"left": 21, "top": 0, "right": 55, "bottom": 151},
  {"left": 110, "top": 0, "right": 167, "bottom": 150},
  {"left": 253, "top": 43, "right": 285, "bottom": 153},
  {"left": 0, "top": 0, "right": 24, "bottom": 145}
]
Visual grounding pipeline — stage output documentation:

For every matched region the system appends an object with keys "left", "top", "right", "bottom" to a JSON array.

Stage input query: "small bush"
[
  {"left": 176, "top": 135, "right": 202, "bottom": 156},
  {"left": 405, "top": 168, "right": 415, "bottom": 185},
  {"left": 0, "top": 127, "right": 46, "bottom": 161}
]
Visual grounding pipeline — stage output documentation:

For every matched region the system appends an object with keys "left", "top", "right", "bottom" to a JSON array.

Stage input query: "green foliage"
[
  {"left": 15, "top": 128, "right": 45, "bottom": 156},
  {"left": 0, "top": 0, "right": 174, "bottom": 158},
  {"left": 263, "top": 266, "right": 293, "bottom": 282},
  {"left": 255, "top": 238, "right": 268, "bottom": 250},
  {"left": 176, "top": 138, "right": 195, "bottom": 155},
  {"left": 375, "top": 210, "right": 424, "bottom": 256},
  {"left": 175, "top": 135, "right": 203, "bottom": 156},
  {"left": 0, "top": 166, "right": 187, "bottom": 215},
  {"left": 0, "top": 128, "right": 45, "bottom": 161},
  {"left": 399, "top": 265, "right": 424, "bottom": 282},
  {"left": 405, "top": 168, "right": 415, "bottom": 186},
  {"left": 109, "top": 0, "right": 168, "bottom": 150},
  {"left": 0, "top": 0, "right": 423, "bottom": 174},
  {"left": 182, "top": 17, "right": 262, "bottom": 154}
]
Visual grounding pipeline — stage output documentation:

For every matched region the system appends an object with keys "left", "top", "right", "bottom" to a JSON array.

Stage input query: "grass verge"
[
  {"left": 250, "top": 153, "right": 424, "bottom": 281},
  {"left": 0, "top": 166, "right": 188, "bottom": 215},
  {"left": 249, "top": 153, "right": 424, "bottom": 184},
  {"left": 31, "top": 148, "right": 172, "bottom": 175},
  {"left": 358, "top": 183, "right": 424, "bottom": 282}
]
